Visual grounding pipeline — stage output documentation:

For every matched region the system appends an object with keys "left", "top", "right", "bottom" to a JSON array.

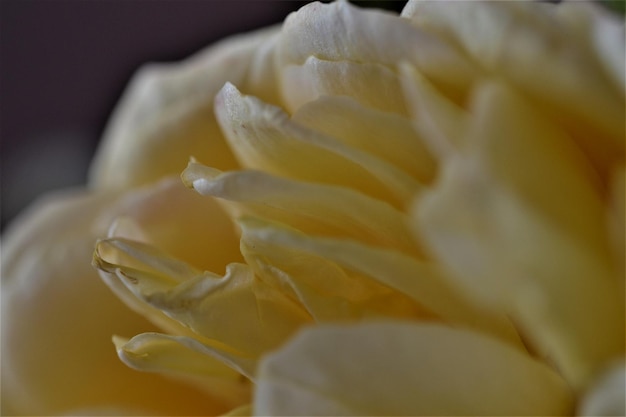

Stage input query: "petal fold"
[
  {"left": 214, "top": 82, "right": 420, "bottom": 207},
  {"left": 255, "top": 322, "right": 573, "bottom": 416}
]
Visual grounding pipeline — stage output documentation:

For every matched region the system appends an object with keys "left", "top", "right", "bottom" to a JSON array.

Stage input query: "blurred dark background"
[{"left": 0, "top": 1, "right": 405, "bottom": 230}]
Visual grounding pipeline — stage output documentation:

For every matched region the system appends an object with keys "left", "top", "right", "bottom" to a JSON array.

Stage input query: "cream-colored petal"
[
  {"left": 214, "top": 82, "right": 420, "bottom": 207},
  {"left": 101, "top": 176, "right": 243, "bottom": 272},
  {"left": 403, "top": 0, "right": 624, "bottom": 177},
  {"left": 416, "top": 82, "right": 624, "bottom": 388},
  {"left": 113, "top": 333, "right": 251, "bottom": 408},
  {"left": 399, "top": 63, "right": 469, "bottom": 161},
  {"left": 94, "top": 237, "right": 312, "bottom": 361},
  {"left": 278, "top": 0, "right": 478, "bottom": 99},
  {"left": 578, "top": 359, "right": 626, "bottom": 416},
  {"left": 608, "top": 165, "right": 625, "bottom": 288},
  {"left": 239, "top": 216, "right": 522, "bottom": 347},
  {"left": 280, "top": 57, "right": 407, "bottom": 115},
  {"left": 255, "top": 322, "right": 573, "bottom": 416},
  {"left": 240, "top": 217, "right": 427, "bottom": 323},
  {"left": 182, "top": 163, "right": 419, "bottom": 255},
  {"left": 222, "top": 404, "right": 251, "bottom": 416},
  {"left": 555, "top": 1, "right": 625, "bottom": 93},
  {"left": 1, "top": 190, "right": 227, "bottom": 416},
  {"left": 293, "top": 95, "right": 435, "bottom": 183},
  {"left": 89, "top": 26, "right": 279, "bottom": 190}
]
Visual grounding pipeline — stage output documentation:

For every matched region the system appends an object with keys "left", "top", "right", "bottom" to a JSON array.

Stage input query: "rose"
[{"left": 3, "top": 1, "right": 625, "bottom": 416}]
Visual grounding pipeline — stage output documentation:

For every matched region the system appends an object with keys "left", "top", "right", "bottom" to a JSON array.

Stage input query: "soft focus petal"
[
  {"left": 400, "top": 63, "right": 469, "bottom": 161},
  {"left": 94, "top": 238, "right": 312, "bottom": 362},
  {"left": 238, "top": 216, "right": 522, "bottom": 347},
  {"left": 416, "top": 82, "right": 624, "bottom": 388},
  {"left": 112, "top": 333, "right": 251, "bottom": 408},
  {"left": 293, "top": 95, "right": 435, "bottom": 183},
  {"left": 255, "top": 322, "right": 573, "bottom": 416},
  {"left": 239, "top": 217, "right": 427, "bottom": 323},
  {"left": 103, "top": 176, "right": 243, "bottom": 272},
  {"left": 578, "top": 360, "right": 626, "bottom": 416},
  {"left": 278, "top": 1, "right": 478, "bottom": 103},
  {"left": 281, "top": 57, "right": 407, "bottom": 115},
  {"left": 214, "top": 82, "right": 420, "bottom": 207},
  {"left": 93, "top": 177, "right": 242, "bottom": 338},
  {"left": 221, "top": 404, "right": 251, "bottom": 416},
  {"left": 403, "top": 0, "right": 624, "bottom": 177},
  {"left": 89, "top": 26, "right": 279, "bottom": 190},
  {"left": 182, "top": 163, "right": 419, "bottom": 255},
  {"left": 1, "top": 190, "right": 228, "bottom": 416}
]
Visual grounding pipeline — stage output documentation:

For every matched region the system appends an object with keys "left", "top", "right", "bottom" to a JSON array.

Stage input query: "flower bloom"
[{"left": 2, "top": 1, "right": 624, "bottom": 416}]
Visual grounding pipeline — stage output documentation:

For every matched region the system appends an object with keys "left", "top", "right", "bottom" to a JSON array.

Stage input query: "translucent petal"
[
  {"left": 293, "top": 95, "right": 435, "bottom": 183},
  {"left": 399, "top": 63, "right": 469, "bottom": 161},
  {"left": 278, "top": 1, "right": 478, "bottom": 98},
  {"left": 416, "top": 82, "right": 624, "bottom": 388},
  {"left": 608, "top": 165, "right": 625, "bottom": 288},
  {"left": 1, "top": 190, "right": 226, "bottom": 415},
  {"left": 255, "top": 322, "right": 573, "bottom": 416},
  {"left": 280, "top": 57, "right": 406, "bottom": 115},
  {"left": 578, "top": 359, "right": 626, "bottom": 416},
  {"left": 214, "top": 82, "right": 420, "bottom": 206},
  {"left": 239, "top": 218, "right": 428, "bottom": 323},
  {"left": 113, "top": 333, "right": 251, "bottom": 408},
  {"left": 93, "top": 238, "right": 312, "bottom": 362},
  {"left": 101, "top": 176, "right": 242, "bottom": 272},
  {"left": 403, "top": 0, "right": 624, "bottom": 177},
  {"left": 239, "top": 216, "right": 522, "bottom": 347},
  {"left": 182, "top": 163, "right": 419, "bottom": 255},
  {"left": 221, "top": 404, "right": 251, "bottom": 416},
  {"left": 89, "top": 26, "right": 279, "bottom": 190}
]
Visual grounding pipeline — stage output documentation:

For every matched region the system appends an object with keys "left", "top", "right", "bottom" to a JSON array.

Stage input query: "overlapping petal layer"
[
  {"left": 34, "top": 0, "right": 621, "bottom": 415},
  {"left": 255, "top": 322, "right": 573, "bottom": 416}
]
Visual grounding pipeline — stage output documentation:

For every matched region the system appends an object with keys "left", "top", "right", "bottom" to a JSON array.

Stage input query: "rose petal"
[
  {"left": 182, "top": 163, "right": 419, "bottom": 255},
  {"left": 1, "top": 190, "right": 227, "bottom": 415},
  {"left": 578, "top": 359, "right": 626, "bottom": 416},
  {"left": 93, "top": 238, "right": 312, "bottom": 361},
  {"left": 293, "top": 95, "right": 435, "bottom": 183},
  {"left": 255, "top": 322, "right": 573, "bottom": 416},
  {"left": 280, "top": 57, "right": 407, "bottom": 115},
  {"left": 278, "top": 1, "right": 478, "bottom": 98},
  {"left": 214, "top": 83, "right": 420, "bottom": 207},
  {"left": 416, "top": 82, "right": 624, "bottom": 388},
  {"left": 113, "top": 333, "right": 251, "bottom": 407},
  {"left": 89, "top": 26, "right": 279, "bottom": 190},
  {"left": 238, "top": 216, "right": 522, "bottom": 347},
  {"left": 399, "top": 63, "right": 469, "bottom": 161},
  {"left": 403, "top": 0, "right": 624, "bottom": 177}
]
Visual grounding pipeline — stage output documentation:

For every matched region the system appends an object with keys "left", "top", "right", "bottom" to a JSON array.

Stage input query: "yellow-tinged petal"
[
  {"left": 94, "top": 238, "right": 312, "bottom": 361},
  {"left": 277, "top": 1, "right": 478, "bottom": 100},
  {"left": 400, "top": 63, "right": 469, "bottom": 161},
  {"left": 608, "top": 165, "right": 625, "bottom": 287},
  {"left": 239, "top": 217, "right": 427, "bottom": 323},
  {"left": 101, "top": 176, "right": 243, "bottom": 272},
  {"left": 578, "top": 360, "right": 626, "bottom": 416},
  {"left": 280, "top": 57, "right": 407, "bottom": 115},
  {"left": 1, "top": 190, "right": 228, "bottom": 416},
  {"left": 88, "top": 26, "right": 279, "bottom": 190},
  {"left": 416, "top": 82, "right": 624, "bottom": 388},
  {"left": 255, "top": 322, "right": 573, "bottom": 416},
  {"left": 214, "top": 82, "right": 420, "bottom": 207},
  {"left": 293, "top": 95, "right": 435, "bottom": 183},
  {"left": 221, "top": 404, "right": 251, "bottom": 417},
  {"left": 182, "top": 163, "right": 419, "bottom": 255},
  {"left": 403, "top": 0, "right": 624, "bottom": 177},
  {"left": 112, "top": 333, "right": 251, "bottom": 408},
  {"left": 238, "top": 216, "right": 522, "bottom": 347}
]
